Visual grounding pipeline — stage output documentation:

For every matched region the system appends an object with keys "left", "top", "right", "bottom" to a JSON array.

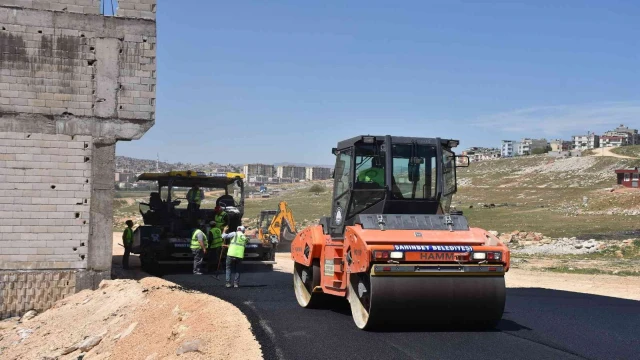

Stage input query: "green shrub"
[{"left": 309, "top": 184, "right": 326, "bottom": 194}]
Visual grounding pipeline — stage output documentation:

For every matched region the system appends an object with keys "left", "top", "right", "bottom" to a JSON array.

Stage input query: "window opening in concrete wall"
[{"left": 100, "top": 0, "right": 119, "bottom": 16}]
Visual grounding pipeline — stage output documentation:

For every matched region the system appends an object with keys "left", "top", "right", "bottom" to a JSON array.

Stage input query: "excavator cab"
[
  {"left": 325, "top": 135, "right": 463, "bottom": 239},
  {"left": 258, "top": 211, "right": 276, "bottom": 237}
]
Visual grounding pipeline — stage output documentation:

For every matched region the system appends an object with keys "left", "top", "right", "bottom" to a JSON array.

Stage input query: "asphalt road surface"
[{"left": 164, "top": 266, "right": 640, "bottom": 360}]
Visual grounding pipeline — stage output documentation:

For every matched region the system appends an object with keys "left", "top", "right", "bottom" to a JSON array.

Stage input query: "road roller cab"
[{"left": 291, "top": 135, "right": 511, "bottom": 330}]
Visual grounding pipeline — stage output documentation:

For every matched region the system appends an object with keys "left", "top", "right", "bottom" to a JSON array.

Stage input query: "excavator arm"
[{"left": 269, "top": 201, "right": 297, "bottom": 242}]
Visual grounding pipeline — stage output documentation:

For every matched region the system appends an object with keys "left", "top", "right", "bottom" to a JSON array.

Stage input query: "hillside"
[
  {"left": 114, "top": 155, "right": 333, "bottom": 175},
  {"left": 114, "top": 155, "right": 640, "bottom": 240},
  {"left": 456, "top": 155, "right": 640, "bottom": 238},
  {"left": 115, "top": 156, "right": 239, "bottom": 174},
  {"left": 610, "top": 145, "right": 640, "bottom": 158}
]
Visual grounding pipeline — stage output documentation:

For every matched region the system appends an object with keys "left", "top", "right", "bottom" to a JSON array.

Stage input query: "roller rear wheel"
[{"left": 293, "top": 259, "right": 327, "bottom": 308}]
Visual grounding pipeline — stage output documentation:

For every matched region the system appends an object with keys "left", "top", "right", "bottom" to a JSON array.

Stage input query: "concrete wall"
[
  {"left": 0, "top": 0, "right": 102, "bottom": 15},
  {"left": 0, "top": 6, "right": 156, "bottom": 122},
  {"left": 117, "top": 0, "right": 157, "bottom": 20},
  {"left": 0, "top": 0, "right": 157, "bottom": 319},
  {"left": 0, "top": 132, "right": 91, "bottom": 270}
]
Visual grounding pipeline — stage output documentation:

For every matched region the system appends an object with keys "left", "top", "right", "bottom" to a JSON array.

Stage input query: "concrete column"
[
  {"left": 86, "top": 141, "right": 116, "bottom": 285},
  {"left": 94, "top": 38, "right": 120, "bottom": 118}
]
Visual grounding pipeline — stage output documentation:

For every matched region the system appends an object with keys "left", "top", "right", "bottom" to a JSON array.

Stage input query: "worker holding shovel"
[{"left": 208, "top": 221, "right": 224, "bottom": 275}]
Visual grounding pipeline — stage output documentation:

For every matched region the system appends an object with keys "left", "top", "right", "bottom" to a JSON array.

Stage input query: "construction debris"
[
  {"left": 489, "top": 230, "right": 638, "bottom": 256},
  {"left": 176, "top": 339, "right": 202, "bottom": 355},
  {"left": 0, "top": 277, "right": 262, "bottom": 360}
]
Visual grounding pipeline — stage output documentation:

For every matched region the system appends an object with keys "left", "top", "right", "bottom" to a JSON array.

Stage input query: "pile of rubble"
[
  {"left": 490, "top": 230, "right": 550, "bottom": 245},
  {"left": 583, "top": 208, "right": 640, "bottom": 216},
  {"left": 490, "top": 230, "right": 637, "bottom": 256},
  {"left": 0, "top": 277, "right": 262, "bottom": 360},
  {"left": 456, "top": 177, "right": 472, "bottom": 187}
]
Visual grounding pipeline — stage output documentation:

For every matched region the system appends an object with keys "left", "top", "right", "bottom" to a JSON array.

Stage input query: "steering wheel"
[{"left": 361, "top": 168, "right": 381, "bottom": 182}]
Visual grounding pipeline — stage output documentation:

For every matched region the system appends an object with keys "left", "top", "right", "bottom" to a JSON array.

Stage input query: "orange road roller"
[{"left": 291, "top": 135, "right": 510, "bottom": 330}]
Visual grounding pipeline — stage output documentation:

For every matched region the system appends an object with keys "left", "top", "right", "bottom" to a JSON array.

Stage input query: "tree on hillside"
[
  {"left": 532, "top": 148, "right": 548, "bottom": 155},
  {"left": 309, "top": 184, "right": 326, "bottom": 195}
]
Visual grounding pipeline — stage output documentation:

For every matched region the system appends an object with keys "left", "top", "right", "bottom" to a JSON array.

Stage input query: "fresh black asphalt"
[{"left": 164, "top": 266, "right": 640, "bottom": 360}]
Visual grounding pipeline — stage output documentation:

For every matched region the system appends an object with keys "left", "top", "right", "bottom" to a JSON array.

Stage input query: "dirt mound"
[{"left": 0, "top": 277, "right": 262, "bottom": 360}]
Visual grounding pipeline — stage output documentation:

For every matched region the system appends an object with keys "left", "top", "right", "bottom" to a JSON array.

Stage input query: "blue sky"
[{"left": 116, "top": 0, "right": 640, "bottom": 165}]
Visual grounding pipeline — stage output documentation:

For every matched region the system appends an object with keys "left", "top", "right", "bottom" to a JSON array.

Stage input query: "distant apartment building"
[
  {"left": 600, "top": 135, "right": 627, "bottom": 148},
  {"left": 550, "top": 139, "right": 571, "bottom": 152},
  {"left": 604, "top": 124, "right": 639, "bottom": 145},
  {"left": 247, "top": 175, "right": 289, "bottom": 186},
  {"left": 501, "top": 140, "right": 519, "bottom": 157},
  {"left": 462, "top": 147, "right": 501, "bottom": 162},
  {"left": 517, "top": 138, "right": 548, "bottom": 155},
  {"left": 243, "top": 163, "right": 275, "bottom": 178},
  {"left": 572, "top": 133, "right": 600, "bottom": 150},
  {"left": 305, "top": 166, "right": 332, "bottom": 180},
  {"left": 115, "top": 172, "right": 137, "bottom": 183},
  {"left": 277, "top": 165, "right": 306, "bottom": 180}
]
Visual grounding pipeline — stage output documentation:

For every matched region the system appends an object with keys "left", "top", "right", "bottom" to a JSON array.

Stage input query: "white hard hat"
[{"left": 237, "top": 226, "right": 246, "bottom": 232}]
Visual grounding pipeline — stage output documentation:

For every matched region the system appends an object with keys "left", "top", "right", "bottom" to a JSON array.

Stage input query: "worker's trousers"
[
  {"left": 208, "top": 247, "right": 222, "bottom": 272},
  {"left": 187, "top": 202, "right": 200, "bottom": 217},
  {"left": 192, "top": 249, "right": 205, "bottom": 274},
  {"left": 123, "top": 244, "right": 132, "bottom": 269},
  {"left": 225, "top": 256, "right": 242, "bottom": 284}
]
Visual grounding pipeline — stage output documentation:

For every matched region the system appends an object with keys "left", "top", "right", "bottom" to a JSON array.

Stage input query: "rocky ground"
[
  {"left": 493, "top": 230, "right": 637, "bottom": 254},
  {"left": 489, "top": 230, "right": 640, "bottom": 276}
]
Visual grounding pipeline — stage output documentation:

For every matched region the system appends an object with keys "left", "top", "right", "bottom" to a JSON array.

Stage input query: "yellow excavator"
[{"left": 257, "top": 201, "right": 297, "bottom": 251}]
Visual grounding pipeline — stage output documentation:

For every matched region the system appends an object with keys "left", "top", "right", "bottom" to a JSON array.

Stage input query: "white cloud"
[{"left": 471, "top": 101, "right": 640, "bottom": 136}]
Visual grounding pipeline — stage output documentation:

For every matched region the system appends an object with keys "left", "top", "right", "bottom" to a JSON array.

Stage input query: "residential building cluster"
[
  {"left": 243, "top": 164, "right": 333, "bottom": 185},
  {"left": 464, "top": 124, "right": 639, "bottom": 162},
  {"left": 461, "top": 147, "right": 501, "bottom": 163},
  {"left": 500, "top": 138, "right": 550, "bottom": 157},
  {"left": 571, "top": 124, "right": 639, "bottom": 150}
]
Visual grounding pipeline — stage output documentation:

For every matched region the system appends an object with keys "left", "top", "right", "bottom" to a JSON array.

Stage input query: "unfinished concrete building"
[
  {"left": 305, "top": 166, "right": 332, "bottom": 181},
  {"left": 276, "top": 165, "right": 306, "bottom": 181},
  {"left": 0, "top": 0, "right": 157, "bottom": 319}
]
